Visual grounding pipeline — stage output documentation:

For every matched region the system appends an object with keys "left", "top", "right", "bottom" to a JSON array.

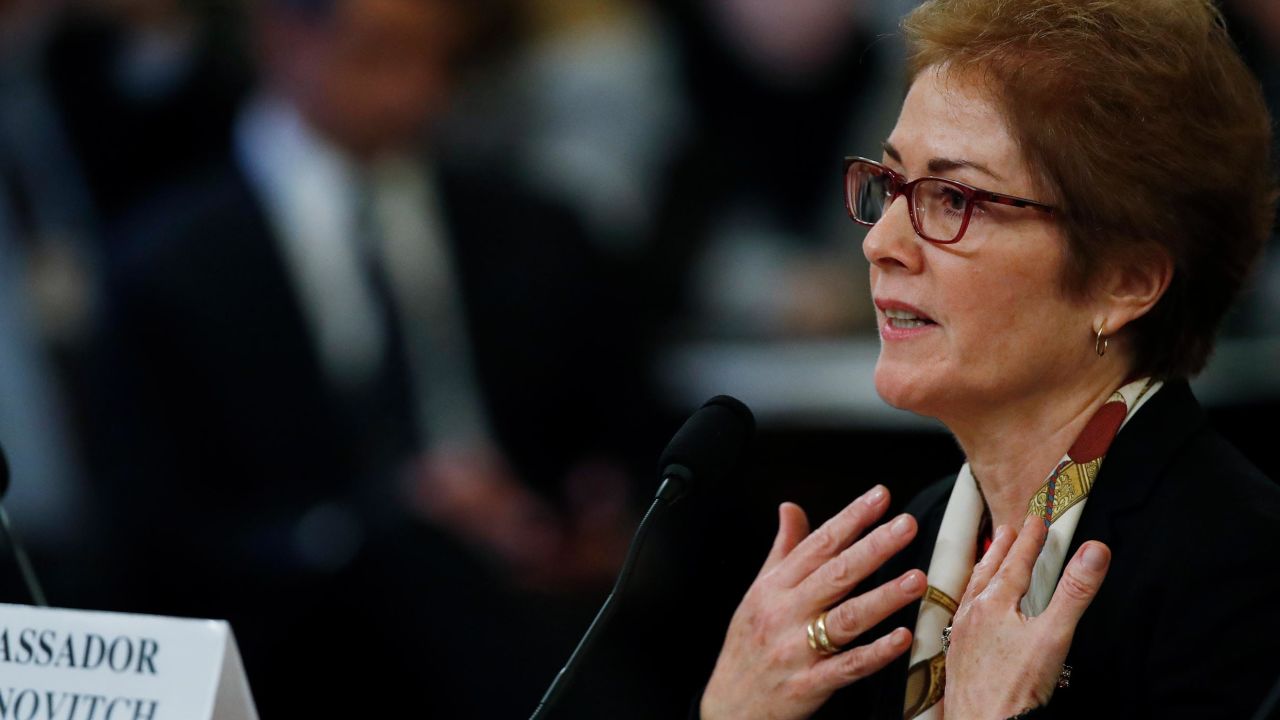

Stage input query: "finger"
[
  {"left": 758, "top": 502, "right": 811, "bottom": 578},
  {"left": 1043, "top": 541, "right": 1111, "bottom": 628},
  {"left": 824, "top": 569, "right": 926, "bottom": 648},
  {"left": 964, "top": 523, "right": 1016, "bottom": 600},
  {"left": 988, "top": 515, "right": 1047, "bottom": 602},
  {"left": 773, "top": 485, "right": 891, "bottom": 588},
  {"left": 812, "top": 627, "right": 913, "bottom": 687},
  {"left": 798, "top": 513, "right": 917, "bottom": 606}
]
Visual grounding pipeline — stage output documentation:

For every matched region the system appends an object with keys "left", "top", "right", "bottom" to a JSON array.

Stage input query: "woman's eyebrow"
[
  {"left": 882, "top": 140, "right": 1004, "bottom": 182},
  {"left": 881, "top": 140, "right": 903, "bottom": 164},
  {"left": 927, "top": 157, "right": 1003, "bottom": 182}
]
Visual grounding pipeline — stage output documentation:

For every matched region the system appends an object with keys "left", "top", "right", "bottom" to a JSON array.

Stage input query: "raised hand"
[
  {"left": 944, "top": 515, "right": 1112, "bottom": 718},
  {"left": 701, "top": 486, "right": 926, "bottom": 720}
]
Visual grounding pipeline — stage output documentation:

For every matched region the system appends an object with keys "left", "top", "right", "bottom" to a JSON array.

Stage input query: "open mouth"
[{"left": 883, "top": 307, "right": 937, "bottom": 330}]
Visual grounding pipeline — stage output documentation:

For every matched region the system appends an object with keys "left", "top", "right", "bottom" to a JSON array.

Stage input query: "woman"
[{"left": 698, "top": 0, "right": 1280, "bottom": 718}]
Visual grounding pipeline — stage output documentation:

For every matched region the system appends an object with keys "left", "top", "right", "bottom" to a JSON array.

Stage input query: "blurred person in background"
[
  {"left": 1, "top": 0, "right": 251, "bottom": 366},
  {"left": 0, "top": 188, "right": 86, "bottom": 584},
  {"left": 454, "top": 0, "right": 911, "bottom": 342},
  {"left": 645, "top": 0, "right": 909, "bottom": 340},
  {"left": 41, "top": 0, "right": 251, "bottom": 231},
  {"left": 0, "top": 0, "right": 251, "bottom": 584},
  {"left": 93, "top": 0, "right": 654, "bottom": 714},
  {"left": 0, "top": 0, "right": 100, "bottom": 587}
]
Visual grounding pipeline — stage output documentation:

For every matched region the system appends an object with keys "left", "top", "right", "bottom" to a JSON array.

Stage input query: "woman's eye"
[{"left": 940, "top": 186, "right": 967, "bottom": 212}]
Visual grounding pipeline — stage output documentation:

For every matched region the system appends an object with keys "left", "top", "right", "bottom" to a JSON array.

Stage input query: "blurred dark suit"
[{"left": 95, "top": 156, "right": 649, "bottom": 716}]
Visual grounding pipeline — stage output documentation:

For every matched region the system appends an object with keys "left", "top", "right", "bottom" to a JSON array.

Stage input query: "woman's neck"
[{"left": 945, "top": 370, "right": 1130, "bottom": 532}]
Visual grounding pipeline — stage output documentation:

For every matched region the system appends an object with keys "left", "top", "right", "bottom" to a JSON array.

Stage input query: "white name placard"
[{"left": 0, "top": 603, "right": 257, "bottom": 720}]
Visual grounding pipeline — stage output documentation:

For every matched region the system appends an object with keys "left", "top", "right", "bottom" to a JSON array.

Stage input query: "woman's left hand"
[{"left": 944, "top": 515, "right": 1112, "bottom": 718}]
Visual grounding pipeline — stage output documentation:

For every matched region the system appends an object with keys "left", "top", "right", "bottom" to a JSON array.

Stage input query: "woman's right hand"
[{"left": 700, "top": 485, "right": 926, "bottom": 720}]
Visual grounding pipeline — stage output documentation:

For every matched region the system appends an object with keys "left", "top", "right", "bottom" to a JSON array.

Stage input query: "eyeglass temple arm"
[{"left": 982, "top": 192, "right": 1055, "bottom": 214}]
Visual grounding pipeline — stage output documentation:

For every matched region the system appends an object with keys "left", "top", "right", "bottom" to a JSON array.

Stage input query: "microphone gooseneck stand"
[
  {"left": 0, "top": 445, "right": 48, "bottom": 606},
  {"left": 528, "top": 483, "right": 671, "bottom": 720},
  {"left": 528, "top": 395, "right": 755, "bottom": 719},
  {"left": 0, "top": 504, "right": 47, "bottom": 606}
]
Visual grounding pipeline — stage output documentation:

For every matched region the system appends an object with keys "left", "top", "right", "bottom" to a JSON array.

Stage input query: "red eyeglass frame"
[{"left": 843, "top": 156, "right": 1056, "bottom": 244}]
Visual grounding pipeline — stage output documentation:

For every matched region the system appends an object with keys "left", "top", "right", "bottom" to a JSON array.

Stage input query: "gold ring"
[{"left": 807, "top": 611, "right": 841, "bottom": 655}]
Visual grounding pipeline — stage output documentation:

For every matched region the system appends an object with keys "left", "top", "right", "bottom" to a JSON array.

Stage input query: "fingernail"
[
  {"left": 891, "top": 514, "right": 913, "bottom": 537},
  {"left": 993, "top": 525, "right": 1008, "bottom": 541},
  {"left": 864, "top": 485, "right": 887, "bottom": 506},
  {"left": 893, "top": 628, "right": 910, "bottom": 645},
  {"left": 1082, "top": 544, "right": 1107, "bottom": 571},
  {"left": 899, "top": 572, "right": 922, "bottom": 593}
]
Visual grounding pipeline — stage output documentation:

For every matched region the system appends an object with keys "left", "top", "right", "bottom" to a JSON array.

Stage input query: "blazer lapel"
[{"left": 1064, "top": 380, "right": 1207, "bottom": 560}]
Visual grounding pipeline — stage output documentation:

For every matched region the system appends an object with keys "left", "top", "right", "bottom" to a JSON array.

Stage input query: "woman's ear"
[{"left": 1093, "top": 245, "right": 1173, "bottom": 334}]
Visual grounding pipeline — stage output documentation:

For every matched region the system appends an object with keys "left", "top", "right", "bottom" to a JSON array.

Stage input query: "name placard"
[{"left": 0, "top": 603, "right": 257, "bottom": 720}]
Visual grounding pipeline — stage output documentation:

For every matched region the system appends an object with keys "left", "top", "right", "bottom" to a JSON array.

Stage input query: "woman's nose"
[{"left": 862, "top": 194, "right": 924, "bottom": 273}]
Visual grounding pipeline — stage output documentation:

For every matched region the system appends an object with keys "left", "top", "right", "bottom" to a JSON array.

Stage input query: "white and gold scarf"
[{"left": 903, "top": 378, "right": 1160, "bottom": 719}]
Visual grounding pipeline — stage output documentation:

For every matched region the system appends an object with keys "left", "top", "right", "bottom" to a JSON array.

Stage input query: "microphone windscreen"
[{"left": 657, "top": 395, "right": 755, "bottom": 500}]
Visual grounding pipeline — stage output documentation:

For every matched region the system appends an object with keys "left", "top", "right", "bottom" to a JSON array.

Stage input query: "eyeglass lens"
[
  {"left": 848, "top": 163, "right": 894, "bottom": 225},
  {"left": 848, "top": 162, "right": 971, "bottom": 243}
]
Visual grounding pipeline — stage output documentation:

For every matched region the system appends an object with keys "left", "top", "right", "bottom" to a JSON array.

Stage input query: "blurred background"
[{"left": 0, "top": 0, "right": 1276, "bottom": 716}]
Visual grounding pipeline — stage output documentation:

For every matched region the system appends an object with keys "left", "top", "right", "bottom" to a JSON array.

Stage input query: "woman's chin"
[{"left": 872, "top": 363, "right": 936, "bottom": 415}]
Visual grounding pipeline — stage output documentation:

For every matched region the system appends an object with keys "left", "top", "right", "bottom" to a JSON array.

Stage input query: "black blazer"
[{"left": 804, "top": 381, "right": 1280, "bottom": 719}]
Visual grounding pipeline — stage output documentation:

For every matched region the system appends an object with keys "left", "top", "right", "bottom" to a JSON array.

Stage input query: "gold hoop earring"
[{"left": 1095, "top": 321, "right": 1109, "bottom": 357}]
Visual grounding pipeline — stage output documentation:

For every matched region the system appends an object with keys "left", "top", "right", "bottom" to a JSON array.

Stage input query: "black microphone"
[
  {"left": 656, "top": 394, "right": 755, "bottom": 505},
  {"left": 529, "top": 395, "right": 756, "bottom": 719},
  {"left": 0, "top": 444, "right": 48, "bottom": 606}
]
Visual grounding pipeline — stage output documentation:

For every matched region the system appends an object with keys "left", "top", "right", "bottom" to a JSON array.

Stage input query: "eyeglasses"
[{"left": 843, "top": 157, "right": 1055, "bottom": 244}]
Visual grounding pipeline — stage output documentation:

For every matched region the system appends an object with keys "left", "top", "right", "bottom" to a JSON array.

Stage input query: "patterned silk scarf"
[{"left": 902, "top": 378, "right": 1160, "bottom": 719}]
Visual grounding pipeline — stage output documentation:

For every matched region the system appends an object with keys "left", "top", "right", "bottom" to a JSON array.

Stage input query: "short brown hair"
[{"left": 902, "top": 0, "right": 1276, "bottom": 378}]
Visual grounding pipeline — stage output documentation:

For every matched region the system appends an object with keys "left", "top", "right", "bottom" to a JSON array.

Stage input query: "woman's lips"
[
  {"left": 880, "top": 316, "right": 938, "bottom": 340},
  {"left": 874, "top": 299, "right": 938, "bottom": 340}
]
